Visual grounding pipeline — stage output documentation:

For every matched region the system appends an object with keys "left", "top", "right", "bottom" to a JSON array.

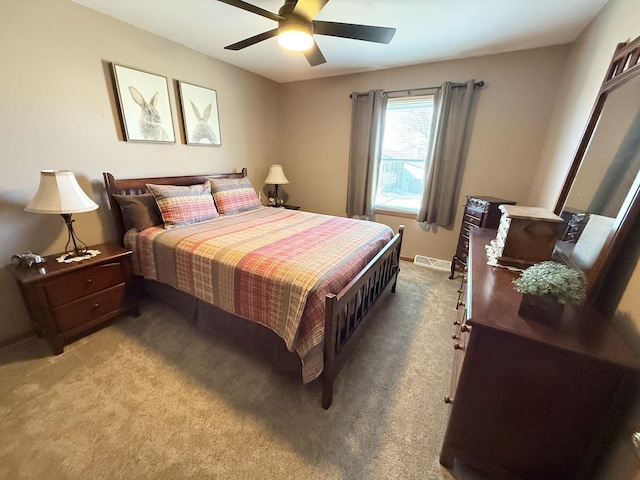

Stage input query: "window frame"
[{"left": 373, "top": 91, "right": 436, "bottom": 217}]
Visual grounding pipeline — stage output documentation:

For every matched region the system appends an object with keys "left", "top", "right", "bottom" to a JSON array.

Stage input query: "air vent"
[{"left": 414, "top": 255, "right": 451, "bottom": 272}]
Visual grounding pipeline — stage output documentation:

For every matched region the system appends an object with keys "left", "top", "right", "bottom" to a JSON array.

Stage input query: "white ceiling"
[{"left": 72, "top": 0, "right": 609, "bottom": 84}]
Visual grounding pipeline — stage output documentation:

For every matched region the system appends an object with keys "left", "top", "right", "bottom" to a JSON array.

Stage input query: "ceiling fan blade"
[
  {"left": 304, "top": 41, "right": 327, "bottom": 66},
  {"left": 217, "top": 0, "right": 283, "bottom": 22},
  {"left": 292, "top": 0, "right": 330, "bottom": 20},
  {"left": 313, "top": 21, "right": 396, "bottom": 44},
  {"left": 224, "top": 29, "right": 279, "bottom": 50}
]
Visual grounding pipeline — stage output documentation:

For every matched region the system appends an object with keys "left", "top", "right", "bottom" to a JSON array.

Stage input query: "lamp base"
[
  {"left": 273, "top": 184, "right": 282, "bottom": 206},
  {"left": 61, "top": 214, "right": 91, "bottom": 260},
  {"left": 63, "top": 250, "right": 92, "bottom": 261}
]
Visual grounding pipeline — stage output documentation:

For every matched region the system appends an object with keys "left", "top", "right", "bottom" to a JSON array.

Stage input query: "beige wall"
[
  {"left": 278, "top": 46, "right": 570, "bottom": 260},
  {"left": 0, "top": 0, "right": 280, "bottom": 344}
]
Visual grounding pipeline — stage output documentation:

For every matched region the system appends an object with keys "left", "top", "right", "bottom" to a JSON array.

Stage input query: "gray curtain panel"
[
  {"left": 588, "top": 107, "right": 640, "bottom": 218},
  {"left": 417, "top": 80, "right": 476, "bottom": 228},
  {"left": 346, "top": 89, "right": 388, "bottom": 219}
]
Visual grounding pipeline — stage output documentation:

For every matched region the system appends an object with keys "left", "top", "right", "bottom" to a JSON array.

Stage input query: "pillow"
[
  {"left": 208, "top": 176, "right": 261, "bottom": 215},
  {"left": 112, "top": 193, "right": 163, "bottom": 231},
  {"left": 146, "top": 181, "right": 219, "bottom": 228}
]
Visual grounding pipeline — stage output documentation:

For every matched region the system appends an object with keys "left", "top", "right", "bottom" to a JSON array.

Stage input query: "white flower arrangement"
[{"left": 513, "top": 260, "right": 586, "bottom": 305}]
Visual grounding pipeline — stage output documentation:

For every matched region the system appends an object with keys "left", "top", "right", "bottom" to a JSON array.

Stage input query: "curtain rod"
[{"left": 350, "top": 80, "right": 485, "bottom": 98}]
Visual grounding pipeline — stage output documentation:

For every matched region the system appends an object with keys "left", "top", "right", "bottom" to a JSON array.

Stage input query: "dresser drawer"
[
  {"left": 448, "top": 321, "right": 470, "bottom": 403},
  {"left": 456, "top": 237, "right": 470, "bottom": 262},
  {"left": 463, "top": 212, "right": 483, "bottom": 227},
  {"left": 564, "top": 231, "right": 582, "bottom": 243},
  {"left": 45, "top": 262, "right": 125, "bottom": 307},
  {"left": 52, "top": 283, "right": 128, "bottom": 333}
]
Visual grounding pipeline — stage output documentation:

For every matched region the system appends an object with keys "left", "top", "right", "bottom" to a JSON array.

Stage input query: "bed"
[{"left": 103, "top": 168, "right": 403, "bottom": 408}]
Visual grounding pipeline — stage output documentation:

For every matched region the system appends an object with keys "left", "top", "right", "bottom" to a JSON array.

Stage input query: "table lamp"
[
  {"left": 264, "top": 164, "right": 289, "bottom": 206},
  {"left": 25, "top": 170, "right": 99, "bottom": 259}
]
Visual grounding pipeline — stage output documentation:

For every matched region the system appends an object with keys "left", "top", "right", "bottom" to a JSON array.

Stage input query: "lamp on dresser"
[
  {"left": 264, "top": 164, "right": 290, "bottom": 207},
  {"left": 25, "top": 170, "right": 98, "bottom": 260}
]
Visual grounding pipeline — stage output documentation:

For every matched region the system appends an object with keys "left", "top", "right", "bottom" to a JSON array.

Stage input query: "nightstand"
[{"left": 7, "top": 242, "right": 138, "bottom": 354}]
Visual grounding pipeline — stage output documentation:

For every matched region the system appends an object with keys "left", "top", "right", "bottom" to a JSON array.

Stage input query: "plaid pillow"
[
  {"left": 208, "top": 176, "right": 261, "bottom": 215},
  {"left": 146, "top": 181, "right": 219, "bottom": 228}
]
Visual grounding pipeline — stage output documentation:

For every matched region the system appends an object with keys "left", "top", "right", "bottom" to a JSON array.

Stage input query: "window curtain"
[
  {"left": 346, "top": 89, "right": 387, "bottom": 219},
  {"left": 588, "top": 107, "right": 640, "bottom": 217},
  {"left": 417, "top": 80, "right": 477, "bottom": 228}
]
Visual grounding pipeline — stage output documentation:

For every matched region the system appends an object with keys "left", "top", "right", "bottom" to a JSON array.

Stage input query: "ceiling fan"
[{"left": 217, "top": 0, "right": 396, "bottom": 66}]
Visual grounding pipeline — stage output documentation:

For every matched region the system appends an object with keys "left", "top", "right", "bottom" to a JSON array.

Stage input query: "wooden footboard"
[{"left": 322, "top": 225, "right": 404, "bottom": 409}]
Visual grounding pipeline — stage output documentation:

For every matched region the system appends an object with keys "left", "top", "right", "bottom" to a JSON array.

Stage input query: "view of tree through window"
[{"left": 375, "top": 95, "right": 434, "bottom": 213}]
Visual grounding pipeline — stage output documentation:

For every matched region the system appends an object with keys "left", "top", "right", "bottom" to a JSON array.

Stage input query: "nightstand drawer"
[
  {"left": 45, "top": 262, "right": 125, "bottom": 307},
  {"left": 52, "top": 283, "right": 128, "bottom": 333}
]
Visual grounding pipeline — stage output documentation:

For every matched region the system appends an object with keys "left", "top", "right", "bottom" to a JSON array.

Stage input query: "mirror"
[{"left": 555, "top": 35, "right": 640, "bottom": 303}]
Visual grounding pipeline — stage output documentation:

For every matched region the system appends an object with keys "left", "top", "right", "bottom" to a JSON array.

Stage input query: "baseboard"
[{"left": 413, "top": 255, "right": 451, "bottom": 272}]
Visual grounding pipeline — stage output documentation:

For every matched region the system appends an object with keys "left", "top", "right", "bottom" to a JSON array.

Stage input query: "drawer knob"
[
  {"left": 453, "top": 342, "right": 464, "bottom": 351},
  {"left": 86, "top": 278, "right": 93, "bottom": 284},
  {"left": 461, "top": 324, "right": 472, "bottom": 332},
  {"left": 632, "top": 431, "right": 640, "bottom": 458},
  {"left": 93, "top": 303, "right": 100, "bottom": 309},
  {"left": 444, "top": 395, "right": 454, "bottom": 404}
]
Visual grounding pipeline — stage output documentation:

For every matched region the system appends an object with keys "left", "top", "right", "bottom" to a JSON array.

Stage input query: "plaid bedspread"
[{"left": 125, "top": 207, "right": 394, "bottom": 382}]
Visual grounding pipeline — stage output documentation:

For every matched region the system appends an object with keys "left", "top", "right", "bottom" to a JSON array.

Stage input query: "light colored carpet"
[{"left": 0, "top": 261, "right": 478, "bottom": 479}]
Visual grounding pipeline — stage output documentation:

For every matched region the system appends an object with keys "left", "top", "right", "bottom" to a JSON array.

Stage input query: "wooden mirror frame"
[{"left": 555, "top": 34, "right": 640, "bottom": 303}]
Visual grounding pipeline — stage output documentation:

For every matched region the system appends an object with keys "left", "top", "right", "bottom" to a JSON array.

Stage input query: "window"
[{"left": 374, "top": 95, "right": 434, "bottom": 214}]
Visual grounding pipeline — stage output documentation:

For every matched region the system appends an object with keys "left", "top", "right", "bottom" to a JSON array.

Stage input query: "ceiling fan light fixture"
[
  {"left": 278, "top": 21, "right": 314, "bottom": 51},
  {"left": 278, "top": 30, "right": 313, "bottom": 51}
]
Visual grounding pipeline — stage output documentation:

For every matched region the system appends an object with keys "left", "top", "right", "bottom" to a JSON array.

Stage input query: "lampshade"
[
  {"left": 25, "top": 170, "right": 98, "bottom": 214},
  {"left": 264, "top": 165, "right": 290, "bottom": 185}
]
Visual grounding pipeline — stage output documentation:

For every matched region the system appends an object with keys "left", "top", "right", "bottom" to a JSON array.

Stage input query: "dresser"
[
  {"left": 441, "top": 228, "right": 640, "bottom": 479},
  {"left": 8, "top": 243, "right": 138, "bottom": 354},
  {"left": 559, "top": 207, "right": 590, "bottom": 243},
  {"left": 449, "top": 196, "right": 516, "bottom": 279}
]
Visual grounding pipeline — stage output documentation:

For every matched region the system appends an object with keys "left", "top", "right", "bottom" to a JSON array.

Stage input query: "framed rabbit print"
[
  {"left": 177, "top": 81, "right": 221, "bottom": 146},
  {"left": 111, "top": 64, "right": 175, "bottom": 143}
]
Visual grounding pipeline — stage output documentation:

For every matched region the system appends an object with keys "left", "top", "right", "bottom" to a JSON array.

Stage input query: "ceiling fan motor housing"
[
  {"left": 279, "top": 15, "right": 313, "bottom": 35},
  {"left": 278, "top": 0, "right": 297, "bottom": 17},
  {"left": 278, "top": 0, "right": 313, "bottom": 32}
]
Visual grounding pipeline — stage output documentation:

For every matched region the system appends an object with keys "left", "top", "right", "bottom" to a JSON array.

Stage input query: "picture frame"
[
  {"left": 177, "top": 81, "right": 221, "bottom": 146},
  {"left": 112, "top": 64, "right": 175, "bottom": 143}
]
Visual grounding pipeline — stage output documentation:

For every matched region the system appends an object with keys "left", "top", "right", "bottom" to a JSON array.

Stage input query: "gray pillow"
[{"left": 113, "top": 193, "right": 163, "bottom": 231}]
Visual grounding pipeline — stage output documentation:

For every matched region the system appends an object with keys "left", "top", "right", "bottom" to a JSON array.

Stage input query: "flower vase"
[{"left": 518, "top": 294, "right": 564, "bottom": 322}]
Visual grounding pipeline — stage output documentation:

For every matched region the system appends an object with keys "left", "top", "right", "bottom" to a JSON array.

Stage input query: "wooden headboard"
[{"left": 103, "top": 168, "right": 248, "bottom": 245}]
